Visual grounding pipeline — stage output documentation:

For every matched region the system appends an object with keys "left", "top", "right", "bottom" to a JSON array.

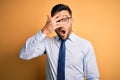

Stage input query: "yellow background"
[{"left": 0, "top": 0, "right": 120, "bottom": 80}]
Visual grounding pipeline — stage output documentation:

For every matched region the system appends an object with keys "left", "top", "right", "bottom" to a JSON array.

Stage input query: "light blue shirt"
[{"left": 20, "top": 30, "right": 100, "bottom": 80}]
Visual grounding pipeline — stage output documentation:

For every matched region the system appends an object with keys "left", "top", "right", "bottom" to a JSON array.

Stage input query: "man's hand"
[{"left": 41, "top": 14, "right": 65, "bottom": 34}]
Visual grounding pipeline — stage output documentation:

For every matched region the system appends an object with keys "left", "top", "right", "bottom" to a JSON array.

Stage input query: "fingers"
[
  {"left": 46, "top": 15, "right": 51, "bottom": 22},
  {"left": 46, "top": 15, "right": 56, "bottom": 26},
  {"left": 52, "top": 13, "right": 61, "bottom": 19},
  {"left": 46, "top": 15, "right": 57, "bottom": 24},
  {"left": 45, "top": 14, "right": 66, "bottom": 29},
  {"left": 55, "top": 17, "right": 64, "bottom": 23},
  {"left": 55, "top": 22, "right": 66, "bottom": 28},
  {"left": 49, "top": 13, "right": 66, "bottom": 24},
  {"left": 52, "top": 13, "right": 65, "bottom": 22}
]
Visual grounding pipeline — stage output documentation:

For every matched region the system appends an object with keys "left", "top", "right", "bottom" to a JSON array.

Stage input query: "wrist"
[{"left": 41, "top": 28, "right": 47, "bottom": 34}]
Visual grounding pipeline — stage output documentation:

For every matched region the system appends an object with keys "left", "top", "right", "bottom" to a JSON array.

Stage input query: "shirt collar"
[
  {"left": 55, "top": 32, "right": 77, "bottom": 42},
  {"left": 68, "top": 32, "right": 77, "bottom": 41}
]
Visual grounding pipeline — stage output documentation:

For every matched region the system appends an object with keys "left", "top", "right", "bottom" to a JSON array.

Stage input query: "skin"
[{"left": 42, "top": 10, "right": 73, "bottom": 40}]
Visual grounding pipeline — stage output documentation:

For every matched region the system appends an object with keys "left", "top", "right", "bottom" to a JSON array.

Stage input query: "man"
[{"left": 19, "top": 4, "right": 100, "bottom": 80}]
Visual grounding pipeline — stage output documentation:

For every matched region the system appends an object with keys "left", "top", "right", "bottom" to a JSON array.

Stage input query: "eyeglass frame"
[{"left": 56, "top": 15, "right": 72, "bottom": 24}]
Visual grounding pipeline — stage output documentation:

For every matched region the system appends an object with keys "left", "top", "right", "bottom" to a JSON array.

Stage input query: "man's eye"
[{"left": 57, "top": 20, "right": 61, "bottom": 22}]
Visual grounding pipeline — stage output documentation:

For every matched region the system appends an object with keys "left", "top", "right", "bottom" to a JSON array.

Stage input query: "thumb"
[{"left": 47, "top": 15, "right": 51, "bottom": 22}]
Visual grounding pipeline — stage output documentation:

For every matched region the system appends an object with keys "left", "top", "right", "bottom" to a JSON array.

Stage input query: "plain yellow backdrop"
[{"left": 0, "top": 0, "right": 120, "bottom": 80}]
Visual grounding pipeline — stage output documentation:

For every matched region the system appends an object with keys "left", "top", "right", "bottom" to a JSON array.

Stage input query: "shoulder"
[
  {"left": 44, "top": 36, "right": 58, "bottom": 43},
  {"left": 73, "top": 34, "right": 93, "bottom": 48}
]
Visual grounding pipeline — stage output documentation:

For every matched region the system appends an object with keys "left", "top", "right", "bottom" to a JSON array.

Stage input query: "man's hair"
[{"left": 51, "top": 4, "right": 72, "bottom": 17}]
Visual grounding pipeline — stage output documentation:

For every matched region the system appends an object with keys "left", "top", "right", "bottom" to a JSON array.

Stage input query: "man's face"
[{"left": 54, "top": 10, "right": 73, "bottom": 40}]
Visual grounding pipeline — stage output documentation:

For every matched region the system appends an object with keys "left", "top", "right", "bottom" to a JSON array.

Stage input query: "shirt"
[{"left": 19, "top": 30, "right": 100, "bottom": 80}]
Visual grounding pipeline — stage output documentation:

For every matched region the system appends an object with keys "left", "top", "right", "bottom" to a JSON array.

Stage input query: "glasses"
[{"left": 56, "top": 15, "right": 71, "bottom": 24}]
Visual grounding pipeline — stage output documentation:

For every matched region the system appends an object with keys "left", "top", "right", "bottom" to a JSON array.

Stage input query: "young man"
[{"left": 20, "top": 4, "right": 100, "bottom": 80}]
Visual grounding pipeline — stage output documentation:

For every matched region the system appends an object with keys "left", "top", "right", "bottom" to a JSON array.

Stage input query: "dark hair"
[{"left": 51, "top": 4, "right": 72, "bottom": 17}]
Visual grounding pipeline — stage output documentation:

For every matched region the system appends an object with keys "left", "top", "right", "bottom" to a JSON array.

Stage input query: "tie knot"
[
  {"left": 61, "top": 39, "right": 67, "bottom": 44},
  {"left": 59, "top": 37, "right": 67, "bottom": 42}
]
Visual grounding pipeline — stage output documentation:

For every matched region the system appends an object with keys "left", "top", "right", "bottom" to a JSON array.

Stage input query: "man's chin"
[
  {"left": 56, "top": 31, "right": 71, "bottom": 40},
  {"left": 59, "top": 34, "right": 68, "bottom": 40}
]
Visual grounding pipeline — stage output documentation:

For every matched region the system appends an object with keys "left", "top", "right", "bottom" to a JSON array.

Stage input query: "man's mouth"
[
  {"left": 60, "top": 30, "right": 65, "bottom": 34},
  {"left": 59, "top": 29, "right": 66, "bottom": 36}
]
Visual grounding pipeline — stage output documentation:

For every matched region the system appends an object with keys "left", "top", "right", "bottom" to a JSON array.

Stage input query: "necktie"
[{"left": 57, "top": 40, "right": 66, "bottom": 80}]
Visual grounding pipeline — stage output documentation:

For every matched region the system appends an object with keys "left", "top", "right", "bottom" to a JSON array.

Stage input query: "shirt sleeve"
[
  {"left": 19, "top": 30, "right": 46, "bottom": 60},
  {"left": 83, "top": 42, "right": 100, "bottom": 80}
]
